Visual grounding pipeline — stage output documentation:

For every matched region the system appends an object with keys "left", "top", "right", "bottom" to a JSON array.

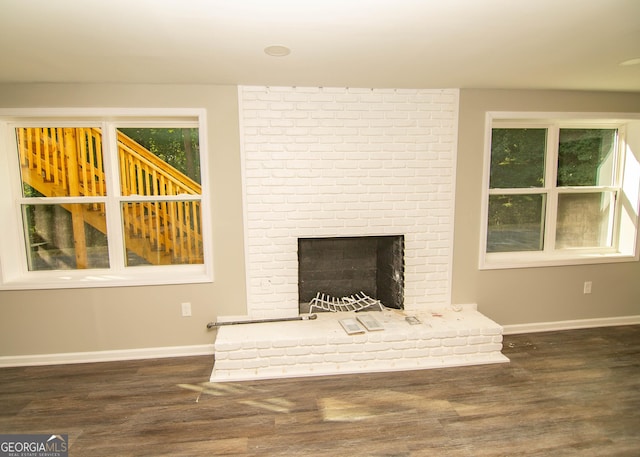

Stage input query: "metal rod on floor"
[{"left": 206, "top": 313, "right": 317, "bottom": 329}]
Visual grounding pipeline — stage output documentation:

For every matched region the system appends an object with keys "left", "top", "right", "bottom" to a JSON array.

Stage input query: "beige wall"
[
  {"left": 0, "top": 84, "right": 247, "bottom": 356},
  {"left": 0, "top": 85, "right": 638, "bottom": 358},
  {"left": 453, "top": 89, "right": 640, "bottom": 325}
]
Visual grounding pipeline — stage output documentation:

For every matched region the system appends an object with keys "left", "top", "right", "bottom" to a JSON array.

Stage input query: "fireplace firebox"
[{"left": 298, "top": 235, "right": 404, "bottom": 313}]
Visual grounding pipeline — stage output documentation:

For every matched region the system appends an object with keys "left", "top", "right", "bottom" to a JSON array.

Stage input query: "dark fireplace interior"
[{"left": 298, "top": 235, "right": 404, "bottom": 313}]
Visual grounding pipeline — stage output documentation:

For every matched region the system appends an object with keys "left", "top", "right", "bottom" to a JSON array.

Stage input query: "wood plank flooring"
[{"left": 1, "top": 325, "right": 639, "bottom": 456}]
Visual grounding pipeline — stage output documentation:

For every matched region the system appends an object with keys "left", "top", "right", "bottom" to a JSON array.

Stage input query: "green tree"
[
  {"left": 557, "top": 129, "right": 616, "bottom": 187},
  {"left": 490, "top": 128, "right": 546, "bottom": 189}
]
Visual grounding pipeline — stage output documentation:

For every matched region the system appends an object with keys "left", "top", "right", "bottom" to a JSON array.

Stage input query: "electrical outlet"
[
  {"left": 583, "top": 281, "right": 592, "bottom": 294},
  {"left": 181, "top": 302, "right": 192, "bottom": 317}
]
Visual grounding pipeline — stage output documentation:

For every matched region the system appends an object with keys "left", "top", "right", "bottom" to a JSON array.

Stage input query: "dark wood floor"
[{"left": 1, "top": 325, "right": 639, "bottom": 457}]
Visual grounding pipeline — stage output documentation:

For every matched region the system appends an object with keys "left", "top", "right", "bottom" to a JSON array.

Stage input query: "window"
[
  {"left": 0, "top": 109, "right": 212, "bottom": 289},
  {"left": 480, "top": 113, "right": 640, "bottom": 269}
]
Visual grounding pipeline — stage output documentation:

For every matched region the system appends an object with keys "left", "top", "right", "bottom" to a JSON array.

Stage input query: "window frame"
[
  {"left": 0, "top": 108, "right": 213, "bottom": 290},
  {"left": 480, "top": 112, "right": 640, "bottom": 270}
]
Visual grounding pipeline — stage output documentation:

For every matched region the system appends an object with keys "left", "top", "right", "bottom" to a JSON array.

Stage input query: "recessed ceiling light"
[
  {"left": 619, "top": 58, "right": 640, "bottom": 66},
  {"left": 264, "top": 45, "right": 291, "bottom": 57}
]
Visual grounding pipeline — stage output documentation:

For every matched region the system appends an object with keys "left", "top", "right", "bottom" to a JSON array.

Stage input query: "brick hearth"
[{"left": 211, "top": 305, "right": 508, "bottom": 382}]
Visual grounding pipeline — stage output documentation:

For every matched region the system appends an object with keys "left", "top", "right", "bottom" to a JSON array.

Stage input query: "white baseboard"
[
  {"left": 2, "top": 315, "right": 638, "bottom": 367},
  {"left": 0, "top": 344, "right": 215, "bottom": 368},
  {"left": 502, "top": 315, "right": 640, "bottom": 335}
]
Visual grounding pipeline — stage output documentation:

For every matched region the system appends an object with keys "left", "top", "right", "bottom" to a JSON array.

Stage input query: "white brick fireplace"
[
  {"left": 240, "top": 86, "right": 458, "bottom": 317},
  {"left": 210, "top": 86, "right": 507, "bottom": 381}
]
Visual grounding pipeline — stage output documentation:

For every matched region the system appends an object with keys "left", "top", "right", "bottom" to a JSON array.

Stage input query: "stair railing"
[
  {"left": 116, "top": 132, "right": 202, "bottom": 264},
  {"left": 16, "top": 127, "right": 202, "bottom": 265},
  {"left": 17, "top": 127, "right": 106, "bottom": 200}
]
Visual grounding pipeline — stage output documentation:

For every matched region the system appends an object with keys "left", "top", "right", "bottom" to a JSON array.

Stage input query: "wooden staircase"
[{"left": 16, "top": 127, "right": 203, "bottom": 268}]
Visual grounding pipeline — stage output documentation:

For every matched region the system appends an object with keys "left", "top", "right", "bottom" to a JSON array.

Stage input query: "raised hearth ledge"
[{"left": 210, "top": 305, "right": 508, "bottom": 382}]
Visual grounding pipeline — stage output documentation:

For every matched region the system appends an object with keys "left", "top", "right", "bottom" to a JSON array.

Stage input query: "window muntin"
[
  {"left": 0, "top": 110, "right": 211, "bottom": 289},
  {"left": 487, "top": 124, "right": 619, "bottom": 254},
  {"left": 481, "top": 114, "right": 640, "bottom": 269}
]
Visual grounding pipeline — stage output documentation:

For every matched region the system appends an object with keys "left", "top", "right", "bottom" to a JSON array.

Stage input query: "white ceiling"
[{"left": 1, "top": 0, "right": 639, "bottom": 92}]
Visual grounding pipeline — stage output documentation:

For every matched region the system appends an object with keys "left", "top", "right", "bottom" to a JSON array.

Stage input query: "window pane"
[
  {"left": 487, "top": 194, "right": 545, "bottom": 252},
  {"left": 118, "top": 128, "right": 201, "bottom": 197},
  {"left": 122, "top": 200, "right": 203, "bottom": 266},
  {"left": 22, "top": 203, "right": 109, "bottom": 270},
  {"left": 490, "top": 128, "right": 546, "bottom": 188},
  {"left": 557, "top": 129, "right": 616, "bottom": 187},
  {"left": 556, "top": 192, "right": 613, "bottom": 249},
  {"left": 16, "top": 127, "right": 106, "bottom": 198}
]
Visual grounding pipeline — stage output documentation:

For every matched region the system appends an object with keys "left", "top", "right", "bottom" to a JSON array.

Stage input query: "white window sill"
[
  {"left": 0, "top": 265, "right": 213, "bottom": 290},
  {"left": 480, "top": 251, "right": 638, "bottom": 270}
]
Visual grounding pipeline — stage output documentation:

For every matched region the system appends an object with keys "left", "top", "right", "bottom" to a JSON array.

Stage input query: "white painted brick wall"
[{"left": 239, "top": 86, "right": 459, "bottom": 318}]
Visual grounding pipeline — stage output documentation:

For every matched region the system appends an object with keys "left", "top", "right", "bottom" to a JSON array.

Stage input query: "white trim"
[
  {"left": 3, "top": 315, "right": 637, "bottom": 368},
  {"left": 502, "top": 314, "right": 640, "bottom": 335},
  {"left": 481, "top": 251, "right": 638, "bottom": 270},
  {"left": 0, "top": 265, "right": 212, "bottom": 290},
  {"left": 0, "top": 344, "right": 215, "bottom": 368}
]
